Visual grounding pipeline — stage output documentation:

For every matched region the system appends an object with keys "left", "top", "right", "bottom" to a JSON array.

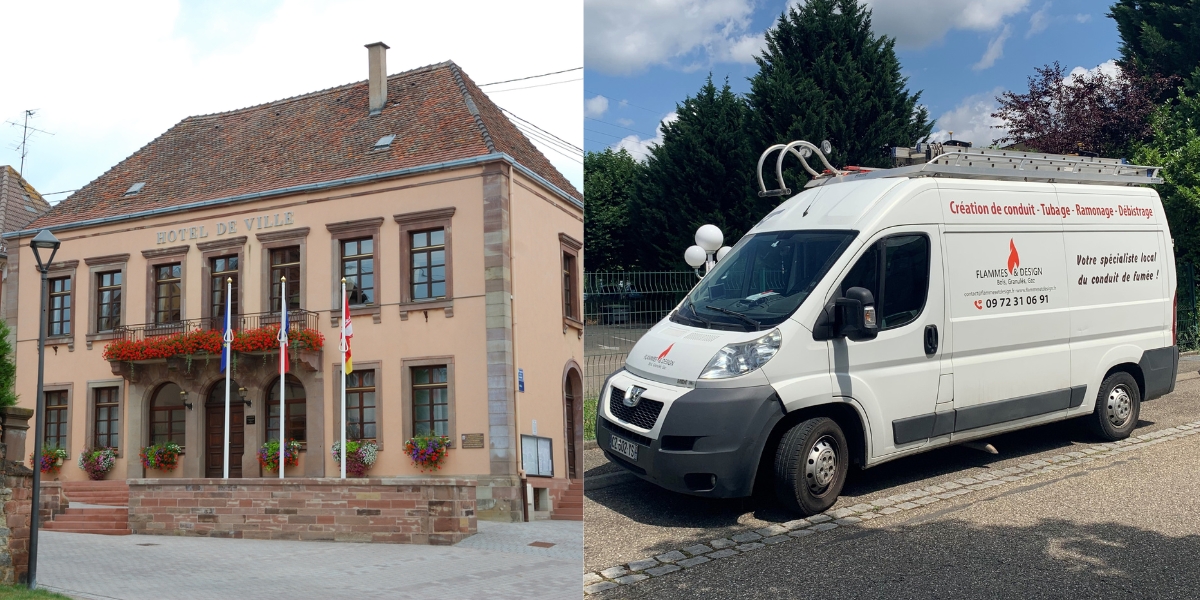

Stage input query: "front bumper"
[{"left": 595, "top": 374, "right": 785, "bottom": 498}]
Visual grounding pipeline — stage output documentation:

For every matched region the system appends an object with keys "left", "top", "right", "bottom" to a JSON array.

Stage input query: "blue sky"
[
  {"left": 584, "top": 0, "right": 1122, "bottom": 160},
  {"left": 1, "top": 0, "right": 582, "bottom": 202}
]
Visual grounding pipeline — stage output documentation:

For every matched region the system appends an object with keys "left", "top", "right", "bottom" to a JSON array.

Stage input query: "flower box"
[
  {"left": 331, "top": 440, "right": 378, "bottom": 477},
  {"left": 103, "top": 325, "right": 324, "bottom": 362},
  {"left": 404, "top": 436, "right": 451, "bottom": 472}
]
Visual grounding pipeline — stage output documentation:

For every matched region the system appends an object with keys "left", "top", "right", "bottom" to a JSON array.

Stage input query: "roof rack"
[{"left": 756, "top": 142, "right": 1164, "bottom": 195}]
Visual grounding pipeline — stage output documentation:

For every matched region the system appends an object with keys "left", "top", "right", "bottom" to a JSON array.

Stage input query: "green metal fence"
[
  {"left": 1178, "top": 262, "right": 1198, "bottom": 352},
  {"left": 584, "top": 271, "right": 696, "bottom": 397}
]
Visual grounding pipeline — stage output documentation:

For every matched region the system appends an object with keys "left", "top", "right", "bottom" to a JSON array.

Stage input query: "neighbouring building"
[
  {"left": 0, "top": 166, "right": 53, "bottom": 323},
  {"left": 3, "top": 43, "right": 584, "bottom": 524}
]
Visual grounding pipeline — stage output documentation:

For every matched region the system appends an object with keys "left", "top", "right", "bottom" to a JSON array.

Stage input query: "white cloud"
[
  {"left": 1075, "top": 13, "right": 1091, "bottom": 23},
  {"left": 585, "top": 95, "right": 610, "bottom": 118},
  {"left": 973, "top": 24, "right": 1011, "bottom": 70},
  {"left": 584, "top": 0, "right": 757, "bottom": 75},
  {"left": 1027, "top": 2, "right": 1050, "bottom": 38},
  {"left": 861, "top": 0, "right": 1029, "bottom": 48},
  {"left": 613, "top": 112, "right": 678, "bottom": 160},
  {"left": 1068, "top": 59, "right": 1120, "bottom": 80},
  {"left": 927, "top": 87, "right": 1006, "bottom": 148},
  {"left": 616, "top": 118, "right": 635, "bottom": 127},
  {"left": 1, "top": 0, "right": 583, "bottom": 196}
]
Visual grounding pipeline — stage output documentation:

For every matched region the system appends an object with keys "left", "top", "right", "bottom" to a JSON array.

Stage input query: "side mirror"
[{"left": 834, "top": 287, "right": 878, "bottom": 341}]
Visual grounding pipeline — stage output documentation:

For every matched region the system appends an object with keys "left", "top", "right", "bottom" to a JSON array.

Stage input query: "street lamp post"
[{"left": 27, "top": 229, "right": 61, "bottom": 590}]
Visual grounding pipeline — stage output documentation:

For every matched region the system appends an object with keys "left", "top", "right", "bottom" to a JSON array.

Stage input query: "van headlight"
[{"left": 699, "top": 329, "right": 782, "bottom": 379}]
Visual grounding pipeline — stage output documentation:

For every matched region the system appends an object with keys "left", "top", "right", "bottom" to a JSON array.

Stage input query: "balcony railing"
[{"left": 111, "top": 309, "right": 320, "bottom": 343}]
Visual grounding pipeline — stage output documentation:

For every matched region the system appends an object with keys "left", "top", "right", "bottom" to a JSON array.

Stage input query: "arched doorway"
[
  {"left": 150, "top": 382, "right": 187, "bottom": 447},
  {"left": 266, "top": 376, "right": 307, "bottom": 444},
  {"left": 563, "top": 364, "right": 584, "bottom": 480},
  {"left": 205, "top": 381, "right": 244, "bottom": 478}
]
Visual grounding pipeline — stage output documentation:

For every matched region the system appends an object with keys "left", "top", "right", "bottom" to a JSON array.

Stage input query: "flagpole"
[
  {"left": 279, "top": 276, "right": 287, "bottom": 480},
  {"left": 341, "top": 278, "right": 347, "bottom": 479},
  {"left": 223, "top": 277, "right": 232, "bottom": 480}
]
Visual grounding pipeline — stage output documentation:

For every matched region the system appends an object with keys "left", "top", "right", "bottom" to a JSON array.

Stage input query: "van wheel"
[
  {"left": 1088, "top": 372, "right": 1141, "bottom": 441},
  {"left": 774, "top": 417, "right": 848, "bottom": 515}
]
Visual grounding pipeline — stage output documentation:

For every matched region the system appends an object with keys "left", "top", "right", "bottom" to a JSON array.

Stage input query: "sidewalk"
[{"left": 38, "top": 520, "right": 580, "bottom": 600}]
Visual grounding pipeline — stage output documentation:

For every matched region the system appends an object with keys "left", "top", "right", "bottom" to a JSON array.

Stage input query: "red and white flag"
[{"left": 342, "top": 295, "right": 353, "bottom": 374}]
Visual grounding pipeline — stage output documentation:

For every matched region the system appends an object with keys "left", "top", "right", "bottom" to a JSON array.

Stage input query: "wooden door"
[
  {"left": 565, "top": 387, "right": 577, "bottom": 480},
  {"left": 206, "top": 398, "right": 244, "bottom": 477}
]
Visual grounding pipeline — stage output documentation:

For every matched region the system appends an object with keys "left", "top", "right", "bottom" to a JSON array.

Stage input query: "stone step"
[
  {"left": 40, "top": 526, "right": 132, "bottom": 536},
  {"left": 46, "top": 520, "right": 127, "bottom": 529},
  {"left": 550, "top": 510, "right": 583, "bottom": 520},
  {"left": 59, "top": 509, "right": 128, "bottom": 517}
]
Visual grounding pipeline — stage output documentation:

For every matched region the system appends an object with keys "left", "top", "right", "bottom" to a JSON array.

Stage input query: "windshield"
[{"left": 676, "top": 230, "right": 856, "bottom": 330}]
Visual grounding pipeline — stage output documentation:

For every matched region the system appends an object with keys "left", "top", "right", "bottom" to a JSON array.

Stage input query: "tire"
[
  {"left": 774, "top": 417, "right": 849, "bottom": 515},
  {"left": 1087, "top": 371, "right": 1141, "bottom": 441}
]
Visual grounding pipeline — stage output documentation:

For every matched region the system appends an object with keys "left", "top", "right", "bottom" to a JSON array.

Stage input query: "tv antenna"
[{"left": 6, "top": 109, "right": 54, "bottom": 175}]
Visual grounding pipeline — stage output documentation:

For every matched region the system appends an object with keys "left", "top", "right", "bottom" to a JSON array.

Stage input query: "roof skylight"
[
  {"left": 373, "top": 135, "right": 396, "bottom": 150},
  {"left": 124, "top": 182, "right": 145, "bottom": 196}
]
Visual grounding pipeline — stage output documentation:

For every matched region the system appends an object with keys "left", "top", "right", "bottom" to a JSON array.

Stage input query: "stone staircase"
[
  {"left": 42, "top": 481, "right": 131, "bottom": 535},
  {"left": 551, "top": 480, "right": 583, "bottom": 521}
]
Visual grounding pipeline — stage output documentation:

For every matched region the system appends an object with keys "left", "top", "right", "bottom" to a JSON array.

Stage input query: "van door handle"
[{"left": 924, "top": 325, "right": 939, "bottom": 355}]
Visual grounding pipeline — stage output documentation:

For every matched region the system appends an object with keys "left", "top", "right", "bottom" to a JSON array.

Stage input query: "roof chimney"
[{"left": 365, "top": 42, "right": 389, "bottom": 115}]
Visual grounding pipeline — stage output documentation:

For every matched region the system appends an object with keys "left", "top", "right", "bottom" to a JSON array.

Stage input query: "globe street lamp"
[
  {"left": 684, "top": 225, "right": 732, "bottom": 278},
  {"left": 27, "top": 229, "right": 60, "bottom": 589}
]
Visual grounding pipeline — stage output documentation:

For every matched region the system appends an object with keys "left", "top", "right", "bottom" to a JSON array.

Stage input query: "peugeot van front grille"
[{"left": 608, "top": 387, "right": 665, "bottom": 430}]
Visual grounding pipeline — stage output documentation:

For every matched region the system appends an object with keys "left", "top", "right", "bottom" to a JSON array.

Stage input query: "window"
[
  {"left": 95, "top": 271, "right": 122, "bottom": 332},
  {"left": 94, "top": 387, "right": 120, "bottom": 450},
  {"left": 341, "top": 238, "right": 375, "bottom": 305},
  {"left": 563, "top": 252, "right": 577, "bottom": 321},
  {"left": 45, "top": 391, "right": 68, "bottom": 448},
  {"left": 411, "top": 229, "right": 446, "bottom": 301},
  {"left": 270, "top": 247, "right": 301, "bottom": 311},
  {"left": 48, "top": 277, "right": 71, "bottom": 336},
  {"left": 154, "top": 263, "right": 182, "bottom": 324},
  {"left": 210, "top": 256, "right": 239, "bottom": 324},
  {"left": 840, "top": 234, "right": 930, "bottom": 330},
  {"left": 266, "top": 376, "right": 307, "bottom": 442},
  {"left": 411, "top": 365, "right": 448, "bottom": 437},
  {"left": 150, "top": 383, "right": 186, "bottom": 446},
  {"left": 345, "top": 370, "right": 376, "bottom": 440}
]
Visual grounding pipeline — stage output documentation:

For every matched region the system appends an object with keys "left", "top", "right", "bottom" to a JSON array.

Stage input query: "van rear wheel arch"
[{"left": 1102, "top": 363, "right": 1145, "bottom": 403}]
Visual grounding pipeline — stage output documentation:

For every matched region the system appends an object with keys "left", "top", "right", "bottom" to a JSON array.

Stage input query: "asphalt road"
[
  {"left": 585, "top": 358, "right": 1200, "bottom": 586},
  {"left": 603, "top": 430, "right": 1200, "bottom": 599}
]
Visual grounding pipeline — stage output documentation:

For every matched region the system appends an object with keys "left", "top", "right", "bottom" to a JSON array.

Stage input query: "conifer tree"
[
  {"left": 583, "top": 148, "right": 643, "bottom": 271},
  {"left": 0, "top": 320, "right": 17, "bottom": 407},
  {"left": 1110, "top": 0, "right": 1200, "bottom": 92},
  {"left": 748, "top": 0, "right": 932, "bottom": 189},
  {"left": 632, "top": 76, "right": 763, "bottom": 270}
]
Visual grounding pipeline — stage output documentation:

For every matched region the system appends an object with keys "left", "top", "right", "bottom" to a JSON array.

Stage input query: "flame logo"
[
  {"left": 1007, "top": 239, "right": 1020, "bottom": 274},
  {"left": 658, "top": 344, "right": 675, "bottom": 361}
]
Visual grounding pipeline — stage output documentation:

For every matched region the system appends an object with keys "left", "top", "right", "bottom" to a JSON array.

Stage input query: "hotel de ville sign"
[{"left": 155, "top": 211, "right": 297, "bottom": 244}]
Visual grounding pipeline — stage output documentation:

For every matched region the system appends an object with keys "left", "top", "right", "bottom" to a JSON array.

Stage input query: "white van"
[{"left": 596, "top": 144, "right": 1179, "bottom": 515}]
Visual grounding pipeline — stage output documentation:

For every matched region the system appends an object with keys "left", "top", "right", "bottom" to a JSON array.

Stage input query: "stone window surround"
[
  {"left": 400, "top": 356, "right": 456, "bottom": 448},
  {"left": 257, "top": 228, "right": 310, "bottom": 314},
  {"left": 42, "top": 382, "right": 75, "bottom": 458},
  {"left": 44, "top": 260, "right": 79, "bottom": 351},
  {"left": 326, "top": 217, "right": 384, "bottom": 326},
  {"left": 84, "top": 253, "right": 130, "bottom": 350},
  {"left": 328, "top": 357, "right": 384, "bottom": 448},
  {"left": 198, "top": 236, "right": 248, "bottom": 324},
  {"left": 559, "top": 233, "right": 583, "bottom": 334},
  {"left": 394, "top": 208, "right": 455, "bottom": 321},
  {"left": 83, "top": 378, "right": 125, "bottom": 457},
  {"left": 142, "top": 246, "right": 190, "bottom": 325}
]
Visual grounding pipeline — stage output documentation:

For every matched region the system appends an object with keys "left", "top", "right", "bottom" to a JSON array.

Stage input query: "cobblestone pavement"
[
  {"left": 37, "top": 519, "right": 581, "bottom": 600},
  {"left": 586, "top": 363, "right": 1200, "bottom": 593}
]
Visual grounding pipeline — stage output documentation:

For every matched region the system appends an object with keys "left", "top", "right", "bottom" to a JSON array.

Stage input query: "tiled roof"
[
  {"left": 0, "top": 166, "right": 52, "bottom": 252},
  {"left": 27, "top": 61, "right": 580, "bottom": 230}
]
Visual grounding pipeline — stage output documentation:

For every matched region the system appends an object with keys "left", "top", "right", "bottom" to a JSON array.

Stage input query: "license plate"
[{"left": 609, "top": 434, "right": 639, "bottom": 462}]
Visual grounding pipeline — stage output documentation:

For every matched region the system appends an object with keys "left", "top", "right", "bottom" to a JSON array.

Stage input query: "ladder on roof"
[{"left": 756, "top": 141, "right": 1164, "bottom": 196}]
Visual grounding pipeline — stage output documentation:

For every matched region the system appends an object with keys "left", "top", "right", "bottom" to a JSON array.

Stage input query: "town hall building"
[{"left": 2, "top": 43, "right": 584, "bottom": 531}]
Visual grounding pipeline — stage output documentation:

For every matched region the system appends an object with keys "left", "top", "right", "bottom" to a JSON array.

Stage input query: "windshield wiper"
[
  {"left": 705, "top": 305, "right": 761, "bottom": 331},
  {"left": 687, "top": 299, "right": 713, "bottom": 328}
]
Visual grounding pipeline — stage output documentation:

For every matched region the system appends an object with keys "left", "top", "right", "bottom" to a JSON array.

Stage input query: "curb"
[
  {"left": 584, "top": 440, "right": 598, "bottom": 451},
  {"left": 583, "top": 420, "right": 1200, "bottom": 594}
]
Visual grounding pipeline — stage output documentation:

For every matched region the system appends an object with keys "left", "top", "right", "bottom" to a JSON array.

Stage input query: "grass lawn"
[
  {"left": 584, "top": 396, "right": 597, "bottom": 441},
  {"left": 0, "top": 584, "right": 74, "bottom": 599}
]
